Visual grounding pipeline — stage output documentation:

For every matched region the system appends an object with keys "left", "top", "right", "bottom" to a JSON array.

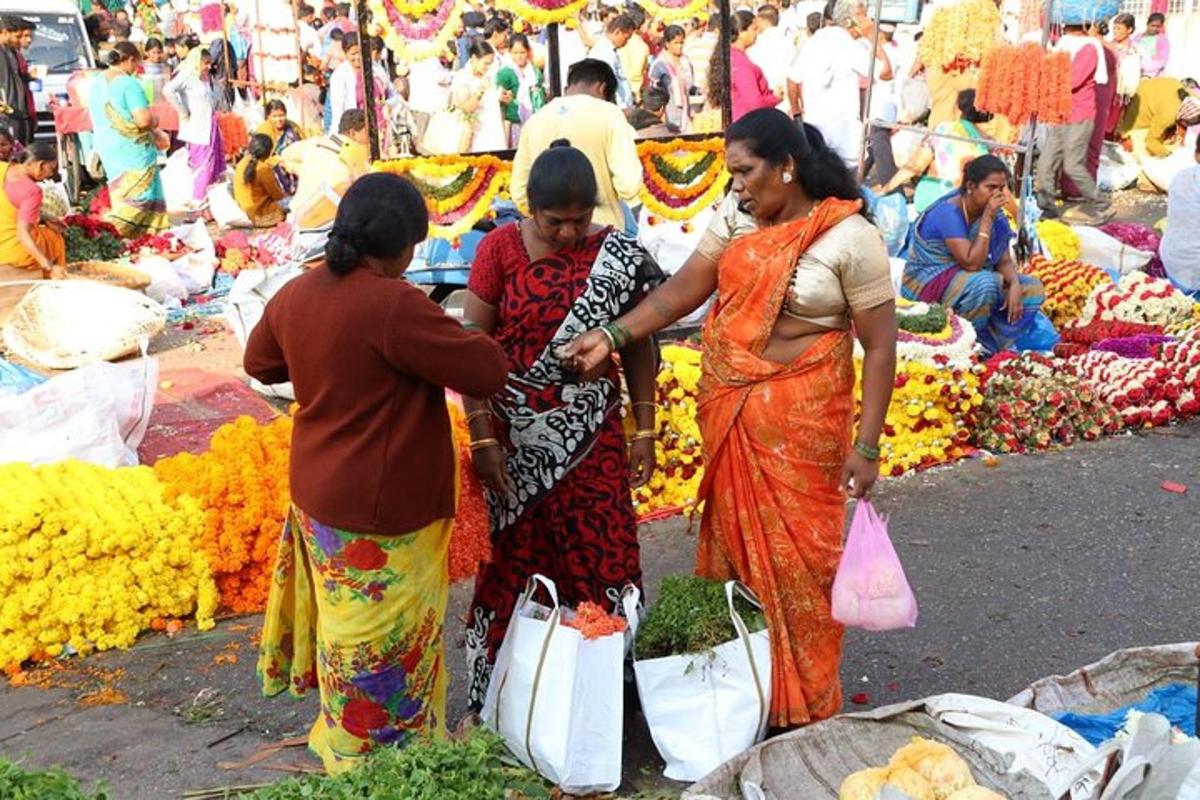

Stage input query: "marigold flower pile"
[
  {"left": 1077, "top": 272, "right": 1194, "bottom": 328},
  {"left": 154, "top": 415, "right": 292, "bottom": 613},
  {"left": 1035, "top": 220, "right": 1081, "bottom": 261},
  {"left": 0, "top": 461, "right": 218, "bottom": 672},
  {"left": 632, "top": 344, "right": 705, "bottom": 519},
  {"left": 972, "top": 352, "right": 1122, "bottom": 453},
  {"left": 1023, "top": 255, "right": 1111, "bottom": 329},
  {"left": 859, "top": 303, "right": 982, "bottom": 477}
]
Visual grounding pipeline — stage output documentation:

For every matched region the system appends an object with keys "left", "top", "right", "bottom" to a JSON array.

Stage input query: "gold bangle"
[
  {"left": 469, "top": 437, "right": 500, "bottom": 451},
  {"left": 631, "top": 401, "right": 659, "bottom": 410},
  {"left": 629, "top": 430, "right": 657, "bottom": 441},
  {"left": 466, "top": 409, "right": 492, "bottom": 425}
]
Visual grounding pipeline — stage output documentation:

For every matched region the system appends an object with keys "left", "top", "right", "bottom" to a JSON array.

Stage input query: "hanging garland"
[
  {"left": 495, "top": 0, "right": 590, "bottom": 26},
  {"left": 374, "top": 155, "right": 511, "bottom": 241},
  {"left": 638, "top": 138, "right": 730, "bottom": 223},
  {"left": 632, "top": 0, "right": 711, "bottom": 23},
  {"left": 917, "top": 0, "right": 1001, "bottom": 74},
  {"left": 370, "top": 0, "right": 463, "bottom": 62},
  {"left": 975, "top": 43, "right": 1071, "bottom": 126}
]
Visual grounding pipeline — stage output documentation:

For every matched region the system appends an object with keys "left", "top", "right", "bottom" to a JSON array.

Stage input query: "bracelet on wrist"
[
  {"left": 852, "top": 440, "right": 880, "bottom": 461},
  {"left": 628, "top": 429, "right": 657, "bottom": 442},
  {"left": 599, "top": 325, "right": 618, "bottom": 353},
  {"left": 466, "top": 409, "right": 492, "bottom": 425},
  {"left": 469, "top": 437, "right": 500, "bottom": 452}
]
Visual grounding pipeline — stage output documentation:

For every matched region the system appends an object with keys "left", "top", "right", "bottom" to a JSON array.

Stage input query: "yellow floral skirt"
[{"left": 258, "top": 505, "right": 451, "bottom": 774}]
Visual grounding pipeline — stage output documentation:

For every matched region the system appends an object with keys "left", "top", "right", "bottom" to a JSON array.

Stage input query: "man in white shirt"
[
  {"left": 588, "top": 13, "right": 637, "bottom": 110},
  {"left": 747, "top": 5, "right": 793, "bottom": 110},
  {"left": 297, "top": 4, "right": 323, "bottom": 67}
]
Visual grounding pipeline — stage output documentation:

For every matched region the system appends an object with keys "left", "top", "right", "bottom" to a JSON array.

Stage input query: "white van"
[{"left": 2, "top": 0, "right": 95, "bottom": 140}]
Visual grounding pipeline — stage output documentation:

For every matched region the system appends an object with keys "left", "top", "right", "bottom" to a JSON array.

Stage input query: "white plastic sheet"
[
  {"left": 482, "top": 574, "right": 625, "bottom": 794},
  {"left": 224, "top": 264, "right": 303, "bottom": 400},
  {"left": 626, "top": 581, "right": 772, "bottom": 782},
  {"left": 1072, "top": 226, "right": 1154, "bottom": 277}
]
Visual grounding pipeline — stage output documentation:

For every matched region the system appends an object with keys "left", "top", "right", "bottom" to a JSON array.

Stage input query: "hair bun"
[{"left": 549, "top": 138, "right": 572, "bottom": 149}]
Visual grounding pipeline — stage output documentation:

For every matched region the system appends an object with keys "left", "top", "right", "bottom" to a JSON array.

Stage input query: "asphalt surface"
[{"left": 1, "top": 421, "right": 1196, "bottom": 798}]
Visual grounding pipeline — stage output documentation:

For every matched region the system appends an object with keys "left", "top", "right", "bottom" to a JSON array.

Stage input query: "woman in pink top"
[{"left": 710, "top": 10, "right": 780, "bottom": 123}]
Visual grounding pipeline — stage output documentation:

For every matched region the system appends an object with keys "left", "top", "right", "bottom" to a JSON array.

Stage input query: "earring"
[{"left": 782, "top": 173, "right": 793, "bottom": 184}]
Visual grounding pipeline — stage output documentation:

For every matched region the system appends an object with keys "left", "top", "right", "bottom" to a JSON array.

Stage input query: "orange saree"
[{"left": 695, "top": 197, "right": 860, "bottom": 728}]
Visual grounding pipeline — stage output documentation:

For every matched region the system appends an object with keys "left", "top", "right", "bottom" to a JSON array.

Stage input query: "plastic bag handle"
[
  {"left": 519, "top": 573, "right": 560, "bottom": 613},
  {"left": 725, "top": 581, "right": 769, "bottom": 737},
  {"left": 620, "top": 583, "right": 641, "bottom": 647}
]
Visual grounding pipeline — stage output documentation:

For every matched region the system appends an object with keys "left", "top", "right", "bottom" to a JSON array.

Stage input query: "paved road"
[{"left": 1, "top": 422, "right": 1196, "bottom": 798}]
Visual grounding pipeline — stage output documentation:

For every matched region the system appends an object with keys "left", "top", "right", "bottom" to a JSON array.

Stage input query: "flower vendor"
[
  {"left": 0, "top": 142, "right": 66, "bottom": 277},
  {"left": 1116, "top": 77, "right": 1200, "bottom": 160},
  {"left": 1160, "top": 136, "right": 1200, "bottom": 297},
  {"left": 460, "top": 142, "right": 662, "bottom": 712},
  {"left": 901, "top": 155, "right": 1045, "bottom": 354},
  {"left": 277, "top": 109, "right": 370, "bottom": 230},
  {"left": 255, "top": 99, "right": 304, "bottom": 195},
  {"left": 232, "top": 134, "right": 287, "bottom": 229},
  {"left": 246, "top": 173, "right": 508, "bottom": 774},
  {"left": 564, "top": 109, "right": 898, "bottom": 729}
]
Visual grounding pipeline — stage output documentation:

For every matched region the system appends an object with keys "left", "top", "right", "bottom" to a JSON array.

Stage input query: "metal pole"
[
  {"left": 291, "top": 0, "right": 307, "bottom": 132},
  {"left": 548, "top": 23, "right": 562, "bottom": 98},
  {"left": 1015, "top": 0, "right": 1055, "bottom": 243},
  {"left": 867, "top": 119, "right": 1030, "bottom": 153},
  {"left": 719, "top": 0, "right": 733, "bottom": 128},
  {"left": 856, "top": 0, "right": 886, "bottom": 182},
  {"left": 354, "top": 0, "right": 381, "bottom": 161}
]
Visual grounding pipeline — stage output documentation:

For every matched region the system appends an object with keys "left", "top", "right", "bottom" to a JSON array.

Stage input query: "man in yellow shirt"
[
  {"left": 511, "top": 59, "right": 643, "bottom": 230},
  {"left": 278, "top": 109, "right": 371, "bottom": 230}
]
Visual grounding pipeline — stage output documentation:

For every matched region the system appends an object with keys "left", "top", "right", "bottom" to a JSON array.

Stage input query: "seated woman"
[
  {"left": 256, "top": 99, "right": 303, "bottom": 195},
  {"left": 0, "top": 142, "right": 66, "bottom": 277},
  {"left": 901, "top": 155, "right": 1044, "bottom": 354},
  {"left": 877, "top": 90, "right": 1014, "bottom": 213},
  {"left": 233, "top": 134, "right": 286, "bottom": 228}
]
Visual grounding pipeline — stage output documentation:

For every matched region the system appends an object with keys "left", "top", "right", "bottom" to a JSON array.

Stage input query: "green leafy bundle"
[
  {"left": 635, "top": 575, "right": 766, "bottom": 660},
  {"left": 897, "top": 303, "right": 949, "bottom": 335},
  {"left": 248, "top": 730, "right": 549, "bottom": 800},
  {"left": 0, "top": 758, "right": 109, "bottom": 800}
]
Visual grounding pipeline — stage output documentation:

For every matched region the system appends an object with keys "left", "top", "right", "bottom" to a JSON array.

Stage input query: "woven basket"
[
  {"left": 2, "top": 281, "right": 166, "bottom": 369},
  {"left": 66, "top": 260, "right": 152, "bottom": 290}
]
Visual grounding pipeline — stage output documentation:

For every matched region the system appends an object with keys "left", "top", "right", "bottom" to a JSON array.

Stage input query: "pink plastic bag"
[{"left": 831, "top": 501, "right": 918, "bottom": 631}]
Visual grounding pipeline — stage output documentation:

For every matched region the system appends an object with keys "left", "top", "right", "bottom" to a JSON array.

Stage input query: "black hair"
[
  {"left": 325, "top": 173, "right": 428, "bottom": 275},
  {"left": 608, "top": 13, "right": 637, "bottom": 34},
  {"left": 567, "top": 58, "right": 618, "bottom": 101},
  {"left": 725, "top": 108, "right": 866, "bottom": 214},
  {"left": 342, "top": 33, "right": 360, "bottom": 52},
  {"left": 336, "top": 2, "right": 351, "bottom": 16},
  {"left": 1148, "top": 12, "right": 1165, "bottom": 24},
  {"left": 322, "top": 6, "right": 336, "bottom": 20},
  {"left": 733, "top": 8, "right": 756, "bottom": 35},
  {"left": 526, "top": 139, "right": 599, "bottom": 211},
  {"left": 708, "top": 11, "right": 756, "bottom": 107},
  {"left": 757, "top": 5, "right": 779, "bottom": 26},
  {"left": 627, "top": 6, "right": 647, "bottom": 28},
  {"left": 18, "top": 140, "right": 55, "bottom": 164},
  {"left": 299, "top": 3, "right": 315, "bottom": 15},
  {"left": 264, "top": 98, "right": 287, "bottom": 116},
  {"left": 467, "top": 37, "right": 494, "bottom": 60},
  {"left": 483, "top": 16, "right": 509, "bottom": 38},
  {"left": 107, "top": 41, "right": 142, "bottom": 67},
  {"left": 806, "top": 11, "right": 823, "bottom": 33},
  {"left": 112, "top": 19, "right": 132, "bottom": 39},
  {"left": 1114, "top": 12, "right": 1135, "bottom": 29},
  {"left": 338, "top": 108, "right": 367, "bottom": 134},
  {"left": 1094, "top": 20, "right": 1109, "bottom": 36},
  {"left": 662, "top": 24, "right": 685, "bottom": 43},
  {"left": 956, "top": 89, "right": 991, "bottom": 124},
  {"left": 1, "top": 15, "right": 33, "bottom": 32},
  {"left": 330, "top": 28, "right": 345, "bottom": 42},
  {"left": 642, "top": 85, "right": 669, "bottom": 114},
  {"left": 177, "top": 33, "right": 201, "bottom": 50},
  {"left": 144, "top": 36, "right": 163, "bottom": 51},
  {"left": 243, "top": 133, "right": 272, "bottom": 186},
  {"left": 961, "top": 154, "right": 1010, "bottom": 191},
  {"left": 508, "top": 32, "right": 532, "bottom": 51}
]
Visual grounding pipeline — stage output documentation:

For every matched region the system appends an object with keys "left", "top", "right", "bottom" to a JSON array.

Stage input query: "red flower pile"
[
  {"left": 1064, "top": 342, "right": 1198, "bottom": 427},
  {"left": 128, "top": 232, "right": 186, "bottom": 259},
  {"left": 1054, "top": 320, "right": 1164, "bottom": 358}
]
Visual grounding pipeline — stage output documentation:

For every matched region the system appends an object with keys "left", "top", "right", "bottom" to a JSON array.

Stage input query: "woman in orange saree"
[{"left": 563, "top": 109, "right": 897, "bottom": 728}]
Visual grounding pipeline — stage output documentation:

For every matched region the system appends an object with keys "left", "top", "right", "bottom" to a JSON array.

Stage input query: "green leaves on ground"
[
  {"left": 247, "top": 729, "right": 550, "bottom": 800},
  {"left": 0, "top": 758, "right": 109, "bottom": 800},
  {"left": 897, "top": 303, "right": 950, "bottom": 335},
  {"left": 635, "top": 575, "right": 766, "bottom": 660}
]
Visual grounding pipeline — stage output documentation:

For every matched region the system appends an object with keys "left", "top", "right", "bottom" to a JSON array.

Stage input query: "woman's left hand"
[
  {"left": 841, "top": 450, "right": 879, "bottom": 499},
  {"left": 628, "top": 437, "right": 657, "bottom": 489},
  {"left": 1003, "top": 279, "right": 1023, "bottom": 324}
]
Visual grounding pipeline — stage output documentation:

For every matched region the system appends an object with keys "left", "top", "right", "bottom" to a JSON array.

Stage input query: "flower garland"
[
  {"left": 154, "top": 415, "right": 293, "bottom": 613},
  {"left": 632, "top": 344, "right": 705, "bottom": 518},
  {"left": 1077, "top": 272, "right": 1194, "bottom": 328},
  {"left": 1023, "top": 255, "right": 1111, "bottom": 329},
  {"left": 370, "top": 0, "right": 463, "bottom": 62},
  {"left": 1066, "top": 351, "right": 1189, "bottom": 428},
  {"left": 917, "top": 0, "right": 1001, "bottom": 74},
  {"left": 894, "top": 301, "right": 978, "bottom": 369},
  {"left": 374, "top": 155, "right": 511, "bottom": 241},
  {"left": 973, "top": 353, "right": 1122, "bottom": 453},
  {"left": 975, "top": 43, "right": 1071, "bottom": 126},
  {"left": 637, "top": 138, "right": 730, "bottom": 223},
  {"left": 446, "top": 401, "right": 492, "bottom": 582},
  {"left": 495, "top": 0, "right": 589, "bottom": 25},
  {"left": 0, "top": 461, "right": 218, "bottom": 672},
  {"left": 632, "top": 0, "right": 711, "bottom": 22},
  {"left": 1035, "top": 220, "right": 1081, "bottom": 261}
]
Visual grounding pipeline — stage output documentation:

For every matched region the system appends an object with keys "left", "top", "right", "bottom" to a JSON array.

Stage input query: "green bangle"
[
  {"left": 602, "top": 322, "right": 631, "bottom": 351},
  {"left": 853, "top": 441, "right": 880, "bottom": 461}
]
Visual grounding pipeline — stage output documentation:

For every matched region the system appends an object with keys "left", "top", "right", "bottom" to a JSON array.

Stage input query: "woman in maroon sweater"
[{"left": 246, "top": 172, "right": 507, "bottom": 774}]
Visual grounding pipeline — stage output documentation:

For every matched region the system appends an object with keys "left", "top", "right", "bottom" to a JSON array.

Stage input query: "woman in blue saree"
[
  {"left": 901, "top": 155, "right": 1043, "bottom": 354},
  {"left": 87, "top": 42, "right": 169, "bottom": 237}
]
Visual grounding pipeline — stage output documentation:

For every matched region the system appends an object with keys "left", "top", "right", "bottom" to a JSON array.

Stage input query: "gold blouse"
[{"left": 697, "top": 192, "right": 894, "bottom": 330}]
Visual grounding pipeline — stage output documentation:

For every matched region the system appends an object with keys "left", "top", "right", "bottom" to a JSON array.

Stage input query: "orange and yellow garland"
[
  {"left": 637, "top": 137, "right": 730, "bottom": 224},
  {"left": 918, "top": 0, "right": 1002, "bottom": 74},
  {"left": 374, "top": 155, "right": 511, "bottom": 241},
  {"left": 495, "top": 0, "right": 589, "bottom": 26},
  {"left": 976, "top": 43, "right": 1071, "bottom": 126}
]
